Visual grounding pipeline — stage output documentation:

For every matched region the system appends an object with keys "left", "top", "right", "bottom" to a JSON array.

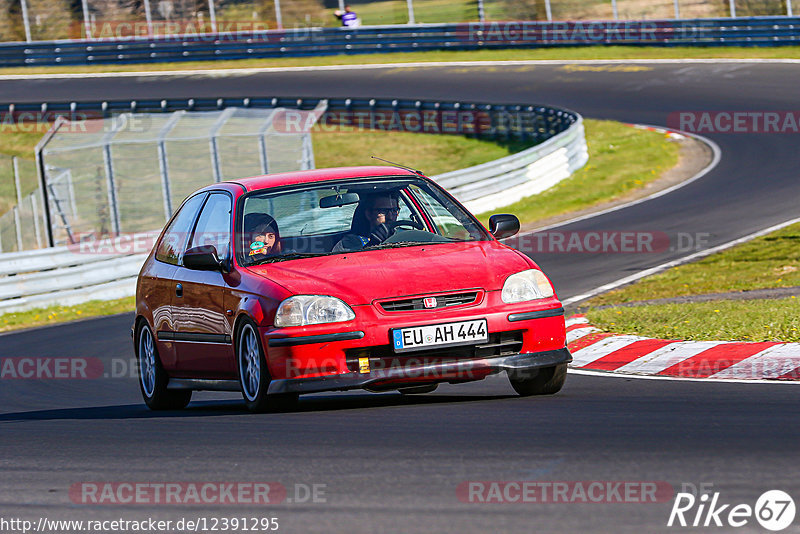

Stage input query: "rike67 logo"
[{"left": 668, "top": 485, "right": 796, "bottom": 531}]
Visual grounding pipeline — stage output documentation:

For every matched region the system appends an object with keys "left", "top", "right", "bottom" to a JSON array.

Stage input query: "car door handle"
[{"left": 175, "top": 283, "right": 183, "bottom": 298}]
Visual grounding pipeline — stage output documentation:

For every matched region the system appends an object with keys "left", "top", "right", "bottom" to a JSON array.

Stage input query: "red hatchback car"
[{"left": 134, "top": 166, "right": 571, "bottom": 412}]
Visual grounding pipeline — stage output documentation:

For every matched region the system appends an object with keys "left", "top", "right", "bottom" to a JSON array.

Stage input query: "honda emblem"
[{"left": 423, "top": 297, "right": 437, "bottom": 309}]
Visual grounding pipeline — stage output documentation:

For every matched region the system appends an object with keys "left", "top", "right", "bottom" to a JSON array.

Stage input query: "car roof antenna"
[{"left": 370, "top": 156, "right": 425, "bottom": 176}]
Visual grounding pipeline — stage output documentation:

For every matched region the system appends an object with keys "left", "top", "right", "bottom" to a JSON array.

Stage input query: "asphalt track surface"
[{"left": 1, "top": 62, "right": 800, "bottom": 533}]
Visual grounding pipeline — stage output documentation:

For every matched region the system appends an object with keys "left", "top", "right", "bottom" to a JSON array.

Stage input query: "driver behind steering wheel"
[
  {"left": 363, "top": 192, "right": 400, "bottom": 245},
  {"left": 333, "top": 192, "right": 401, "bottom": 251}
]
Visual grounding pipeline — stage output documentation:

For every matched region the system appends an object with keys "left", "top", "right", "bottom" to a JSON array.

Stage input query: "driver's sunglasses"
[{"left": 371, "top": 207, "right": 400, "bottom": 216}]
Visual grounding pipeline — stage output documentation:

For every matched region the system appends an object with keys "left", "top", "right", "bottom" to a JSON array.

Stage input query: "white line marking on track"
[
  {"left": 3, "top": 58, "right": 800, "bottom": 81},
  {"left": 568, "top": 367, "right": 800, "bottom": 385}
]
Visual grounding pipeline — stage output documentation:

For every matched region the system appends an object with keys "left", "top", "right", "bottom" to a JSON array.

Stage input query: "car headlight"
[
  {"left": 501, "top": 269, "right": 555, "bottom": 303},
  {"left": 274, "top": 295, "right": 356, "bottom": 327}
]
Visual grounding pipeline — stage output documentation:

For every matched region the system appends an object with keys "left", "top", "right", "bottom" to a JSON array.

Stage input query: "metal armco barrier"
[
  {"left": 0, "top": 96, "right": 585, "bottom": 312},
  {"left": 438, "top": 118, "right": 587, "bottom": 214},
  {"left": 1, "top": 16, "right": 800, "bottom": 67}
]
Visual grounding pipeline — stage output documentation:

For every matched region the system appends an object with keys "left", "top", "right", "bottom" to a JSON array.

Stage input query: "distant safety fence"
[
  {"left": 4, "top": 15, "right": 800, "bottom": 67},
  {"left": 38, "top": 105, "right": 323, "bottom": 248},
  {"left": 0, "top": 104, "right": 323, "bottom": 252}
]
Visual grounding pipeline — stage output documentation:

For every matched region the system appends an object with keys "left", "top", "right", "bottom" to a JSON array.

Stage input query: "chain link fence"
[
  {"left": 0, "top": 155, "right": 44, "bottom": 253},
  {"left": 2, "top": 0, "right": 798, "bottom": 42},
  {"left": 0, "top": 104, "right": 324, "bottom": 250}
]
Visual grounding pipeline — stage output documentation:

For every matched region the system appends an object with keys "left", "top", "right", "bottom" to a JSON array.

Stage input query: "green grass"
[
  {"left": 583, "top": 221, "right": 800, "bottom": 343},
  {"left": 586, "top": 298, "right": 800, "bottom": 342},
  {"left": 4, "top": 45, "right": 800, "bottom": 75},
  {"left": 587, "top": 222, "right": 800, "bottom": 306},
  {"left": 351, "top": 0, "right": 482, "bottom": 25},
  {"left": 311, "top": 127, "right": 531, "bottom": 175},
  {"left": 0, "top": 297, "right": 134, "bottom": 333},
  {"left": 478, "top": 118, "right": 680, "bottom": 226}
]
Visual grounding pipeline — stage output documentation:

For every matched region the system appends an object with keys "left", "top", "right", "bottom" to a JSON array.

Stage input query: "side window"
[
  {"left": 409, "top": 186, "right": 471, "bottom": 240},
  {"left": 155, "top": 194, "right": 206, "bottom": 265},
  {"left": 397, "top": 193, "right": 414, "bottom": 222},
  {"left": 188, "top": 193, "right": 232, "bottom": 259}
]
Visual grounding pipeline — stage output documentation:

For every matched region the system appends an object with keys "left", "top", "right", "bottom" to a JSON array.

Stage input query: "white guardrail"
[{"left": 0, "top": 115, "right": 587, "bottom": 314}]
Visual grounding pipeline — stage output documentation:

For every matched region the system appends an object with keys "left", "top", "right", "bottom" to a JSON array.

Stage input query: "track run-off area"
[{"left": 1, "top": 60, "right": 799, "bottom": 533}]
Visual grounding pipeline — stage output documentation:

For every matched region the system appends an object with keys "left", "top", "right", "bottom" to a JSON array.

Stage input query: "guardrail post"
[
  {"left": 209, "top": 108, "right": 235, "bottom": 183},
  {"left": 156, "top": 111, "right": 183, "bottom": 220},
  {"left": 143, "top": 0, "right": 154, "bottom": 37},
  {"left": 674, "top": 0, "right": 680, "bottom": 19},
  {"left": 788, "top": 0, "right": 793, "bottom": 17},
  {"left": 257, "top": 111, "right": 277, "bottom": 175},
  {"left": 31, "top": 192, "right": 42, "bottom": 248},
  {"left": 12, "top": 157, "right": 24, "bottom": 251},
  {"left": 80, "top": 0, "right": 92, "bottom": 39},
  {"left": 612, "top": 0, "right": 618, "bottom": 20},
  {"left": 729, "top": 0, "right": 736, "bottom": 17},
  {"left": 19, "top": 0, "right": 32, "bottom": 42},
  {"left": 477, "top": 0, "right": 485, "bottom": 22},
  {"left": 102, "top": 144, "right": 121, "bottom": 236},
  {"left": 208, "top": 0, "right": 218, "bottom": 33},
  {"left": 35, "top": 118, "right": 66, "bottom": 248},
  {"left": 274, "top": 0, "right": 284, "bottom": 29},
  {"left": 545, "top": 0, "right": 553, "bottom": 22},
  {"left": 407, "top": 0, "right": 415, "bottom": 24}
]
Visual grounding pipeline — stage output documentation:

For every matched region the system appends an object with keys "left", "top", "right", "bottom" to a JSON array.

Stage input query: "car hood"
[{"left": 244, "top": 241, "right": 532, "bottom": 305}]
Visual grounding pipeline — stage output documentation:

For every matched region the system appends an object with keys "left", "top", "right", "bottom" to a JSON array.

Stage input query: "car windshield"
[{"left": 239, "top": 176, "right": 490, "bottom": 265}]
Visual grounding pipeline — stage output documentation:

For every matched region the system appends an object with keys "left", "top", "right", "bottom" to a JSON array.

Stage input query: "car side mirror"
[
  {"left": 489, "top": 214, "right": 520, "bottom": 239},
  {"left": 183, "top": 245, "right": 224, "bottom": 272}
]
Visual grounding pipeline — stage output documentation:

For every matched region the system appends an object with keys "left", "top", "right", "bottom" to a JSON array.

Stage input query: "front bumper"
[{"left": 266, "top": 347, "right": 572, "bottom": 395}]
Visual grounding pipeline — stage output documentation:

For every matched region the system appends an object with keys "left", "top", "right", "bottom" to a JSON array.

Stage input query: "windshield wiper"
[
  {"left": 249, "top": 252, "right": 325, "bottom": 265},
  {"left": 368, "top": 241, "right": 430, "bottom": 250}
]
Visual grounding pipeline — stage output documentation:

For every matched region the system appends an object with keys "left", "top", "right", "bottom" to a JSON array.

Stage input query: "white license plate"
[{"left": 391, "top": 319, "right": 488, "bottom": 353}]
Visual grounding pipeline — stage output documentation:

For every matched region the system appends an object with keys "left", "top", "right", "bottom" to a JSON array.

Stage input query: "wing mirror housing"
[
  {"left": 489, "top": 214, "right": 520, "bottom": 240},
  {"left": 183, "top": 245, "right": 227, "bottom": 272}
]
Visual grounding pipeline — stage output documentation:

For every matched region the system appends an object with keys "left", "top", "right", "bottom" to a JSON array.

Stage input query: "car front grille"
[
  {"left": 379, "top": 291, "right": 479, "bottom": 312},
  {"left": 345, "top": 330, "right": 524, "bottom": 374}
]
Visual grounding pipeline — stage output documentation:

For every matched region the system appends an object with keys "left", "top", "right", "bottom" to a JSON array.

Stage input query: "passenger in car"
[{"left": 244, "top": 213, "right": 282, "bottom": 261}]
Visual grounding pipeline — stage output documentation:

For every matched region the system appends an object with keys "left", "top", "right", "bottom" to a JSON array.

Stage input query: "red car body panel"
[
  {"left": 243, "top": 241, "right": 531, "bottom": 304},
  {"left": 134, "top": 167, "right": 570, "bottom": 395}
]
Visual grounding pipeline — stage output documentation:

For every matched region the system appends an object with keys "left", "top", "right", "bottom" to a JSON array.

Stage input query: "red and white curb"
[{"left": 566, "top": 315, "right": 800, "bottom": 381}]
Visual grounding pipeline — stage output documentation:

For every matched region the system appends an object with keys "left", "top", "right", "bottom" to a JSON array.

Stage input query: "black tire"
[
  {"left": 508, "top": 363, "right": 567, "bottom": 397},
  {"left": 398, "top": 384, "right": 438, "bottom": 395},
  {"left": 237, "top": 320, "right": 298, "bottom": 413},
  {"left": 137, "top": 322, "right": 192, "bottom": 410}
]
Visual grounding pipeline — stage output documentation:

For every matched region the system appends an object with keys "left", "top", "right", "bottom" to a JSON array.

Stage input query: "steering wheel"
[{"left": 392, "top": 219, "right": 424, "bottom": 231}]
